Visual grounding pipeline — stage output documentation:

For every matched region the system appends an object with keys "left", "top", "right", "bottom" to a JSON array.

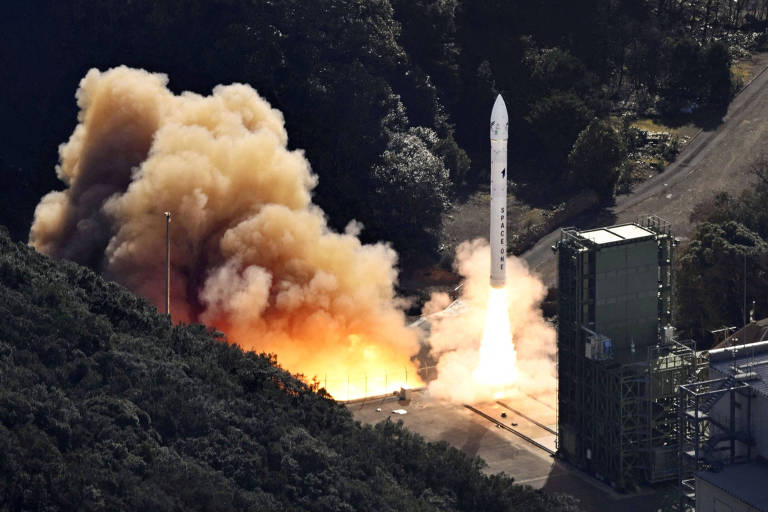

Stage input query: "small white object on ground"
[
  {"left": 391, "top": 409, "right": 407, "bottom": 415},
  {"left": 376, "top": 408, "right": 382, "bottom": 412}
]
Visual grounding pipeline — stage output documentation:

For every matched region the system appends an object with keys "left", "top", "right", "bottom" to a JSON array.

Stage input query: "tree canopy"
[
  {"left": 1, "top": 0, "right": 754, "bottom": 263},
  {"left": 0, "top": 227, "right": 582, "bottom": 511},
  {"left": 676, "top": 221, "right": 768, "bottom": 341},
  {"left": 568, "top": 118, "right": 626, "bottom": 200},
  {"left": 677, "top": 159, "right": 768, "bottom": 343}
]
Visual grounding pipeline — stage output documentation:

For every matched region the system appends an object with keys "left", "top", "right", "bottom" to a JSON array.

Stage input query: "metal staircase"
[{"left": 678, "top": 376, "right": 753, "bottom": 510}]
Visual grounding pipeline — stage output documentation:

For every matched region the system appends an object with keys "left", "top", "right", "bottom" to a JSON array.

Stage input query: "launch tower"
[{"left": 555, "top": 216, "right": 697, "bottom": 489}]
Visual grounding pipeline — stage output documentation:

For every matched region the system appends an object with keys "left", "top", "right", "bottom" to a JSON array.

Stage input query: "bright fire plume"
[
  {"left": 424, "top": 240, "right": 556, "bottom": 404},
  {"left": 28, "top": 66, "right": 421, "bottom": 400},
  {"left": 473, "top": 286, "right": 517, "bottom": 388}
]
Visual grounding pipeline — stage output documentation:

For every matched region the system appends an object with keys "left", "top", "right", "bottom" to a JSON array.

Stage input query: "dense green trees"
[
  {"left": 658, "top": 38, "right": 734, "bottom": 114},
  {"left": 676, "top": 160, "right": 768, "bottom": 343},
  {"left": 703, "top": 41, "right": 735, "bottom": 106},
  {"left": 1, "top": 0, "right": 755, "bottom": 263},
  {"left": 372, "top": 127, "right": 451, "bottom": 261},
  {"left": 3, "top": 0, "right": 459, "bottom": 266},
  {"left": 568, "top": 119, "right": 626, "bottom": 200},
  {"left": 677, "top": 221, "right": 768, "bottom": 341},
  {"left": 528, "top": 93, "right": 594, "bottom": 171},
  {"left": 0, "top": 228, "right": 582, "bottom": 511}
]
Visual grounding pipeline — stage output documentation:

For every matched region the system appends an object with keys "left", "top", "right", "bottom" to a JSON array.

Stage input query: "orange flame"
[
  {"left": 218, "top": 318, "right": 423, "bottom": 401},
  {"left": 27, "top": 67, "right": 425, "bottom": 404}
]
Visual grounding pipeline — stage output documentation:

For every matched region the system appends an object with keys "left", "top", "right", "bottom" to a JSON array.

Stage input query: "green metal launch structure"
[{"left": 555, "top": 216, "right": 698, "bottom": 489}]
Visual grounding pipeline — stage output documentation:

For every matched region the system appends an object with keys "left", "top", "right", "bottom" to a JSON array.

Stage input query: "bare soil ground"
[
  {"left": 399, "top": 187, "right": 557, "bottom": 298},
  {"left": 441, "top": 187, "right": 529, "bottom": 255}
]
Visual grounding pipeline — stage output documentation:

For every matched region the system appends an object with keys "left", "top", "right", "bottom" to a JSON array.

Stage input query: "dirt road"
[{"left": 522, "top": 62, "right": 768, "bottom": 287}]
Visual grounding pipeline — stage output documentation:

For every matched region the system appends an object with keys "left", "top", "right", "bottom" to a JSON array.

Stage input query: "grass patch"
[
  {"left": 641, "top": 155, "right": 666, "bottom": 170},
  {"left": 632, "top": 118, "right": 699, "bottom": 139},
  {"left": 732, "top": 61, "right": 752, "bottom": 88},
  {"left": 633, "top": 118, "right": 671, "bottom": 133},
  {"left": 731, "top": 51, "right": 768, "bottom": 90},
  {"left": 522, "top": 208, "right": 547, "bottom": 228}
]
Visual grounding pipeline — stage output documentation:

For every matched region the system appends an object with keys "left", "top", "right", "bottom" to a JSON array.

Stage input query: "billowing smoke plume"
[
  {"left": 30, "top": 66, "right": 420, "bottom": 393},
  {"left": 424, "top": 240, "right": 556, "bottom": 403}
]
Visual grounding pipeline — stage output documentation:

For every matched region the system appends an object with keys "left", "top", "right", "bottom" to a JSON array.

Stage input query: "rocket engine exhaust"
[
  {"left": 490, "top": 95, "right": 508, "bottom": 288},
  {"left": 28, "top": 66, "right": 422, "bottom": 400},
  {"left": 420, "top": 95, "right": 556, "bottom": 404},
  {"left": 472, "top": 94, "right": 517, "bottom": 392}
]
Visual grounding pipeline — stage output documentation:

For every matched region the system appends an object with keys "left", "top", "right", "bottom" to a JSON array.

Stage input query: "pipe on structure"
[{"left": 164, "top": 211, "right": 171, "bottom": 318}]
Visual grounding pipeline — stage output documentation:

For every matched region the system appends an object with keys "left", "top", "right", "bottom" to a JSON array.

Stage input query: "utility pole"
[
  {"left": 164, "top": 211, "right": 171, "bottom": 319},
  {"left": 743, "top": 252, "right": 747, "bottom": 328}
]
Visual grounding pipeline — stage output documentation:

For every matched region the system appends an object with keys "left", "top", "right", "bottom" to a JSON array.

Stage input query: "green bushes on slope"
[
  {"left": 677, "top": 158, "right": 768, "bottom": 345},
  {"left": 0, "top": 229, "right": 581, "bottom": 512},
  {"left": 2, "top": 0, "right": 749, "bottom": 260}
]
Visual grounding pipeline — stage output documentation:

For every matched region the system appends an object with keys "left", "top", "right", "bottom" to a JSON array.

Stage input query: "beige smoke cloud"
[
  {"left": 29, "top": 66, "right": 420, "bottom": 395},
  {"left": 425, "top": 240, "right": 556, "bottom": 404}
]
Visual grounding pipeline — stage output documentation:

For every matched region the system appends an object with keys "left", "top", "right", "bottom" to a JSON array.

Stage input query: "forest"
[
  {"left": 675, "top": 157, "right": 768, "bottom": 344},
  {"left": 0, "top": 229, "right": 581, "bottom": 511},
  {"left": 3, "top": 2, "right": 768, "bottom": 506},
  {"left": 3, "top": 0, "right": 765, "bottom": 267}
]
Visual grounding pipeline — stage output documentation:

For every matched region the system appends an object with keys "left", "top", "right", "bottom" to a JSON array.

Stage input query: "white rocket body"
[{"left": 490, "top": 95, "right": 508, "bottom": 288}]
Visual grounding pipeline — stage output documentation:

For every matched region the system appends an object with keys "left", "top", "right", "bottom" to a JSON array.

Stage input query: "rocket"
[{"left": 490, "top": 94, "right": 508, "bottom": 288}]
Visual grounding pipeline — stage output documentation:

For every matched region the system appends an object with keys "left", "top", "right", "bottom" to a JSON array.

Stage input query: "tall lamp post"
[
  {"left": 164, "top": 211, "right": 171, "bottom": 319},
  {"left": 743, "top": 252, "right": 747, "bottom": 328}
]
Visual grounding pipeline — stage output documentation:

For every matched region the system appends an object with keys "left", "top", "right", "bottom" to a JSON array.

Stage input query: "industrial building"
[
  {"left": 555, "top": 216, "right": 698, "bottom": 489},
  {"left": 680, "top": 340, "right": 768, "bottom": 511}
]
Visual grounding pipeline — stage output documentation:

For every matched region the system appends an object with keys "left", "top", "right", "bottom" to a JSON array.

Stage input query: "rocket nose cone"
[{"left": 490, "top": 95, "right": 508, "bottom": 140}]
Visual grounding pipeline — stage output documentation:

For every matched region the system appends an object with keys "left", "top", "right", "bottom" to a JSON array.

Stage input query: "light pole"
[
  {"left": 164, "top": 211, "right": 171, "bottom": 319},
  {"left": 743, "top": 252, "right": 747, "bottom": 328}
]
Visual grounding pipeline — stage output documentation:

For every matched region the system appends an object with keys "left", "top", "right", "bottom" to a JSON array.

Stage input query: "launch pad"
[{"left": 349, "top": 389, "right": 670, "bottom": 512}]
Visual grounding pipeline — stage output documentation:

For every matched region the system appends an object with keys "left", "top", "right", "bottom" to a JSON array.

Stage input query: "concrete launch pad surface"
[{"left": 348, "top": 390, "right": 673, "bottom": 512}]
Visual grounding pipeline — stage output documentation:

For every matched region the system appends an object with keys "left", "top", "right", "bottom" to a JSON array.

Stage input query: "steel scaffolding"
[
  {"left": 647, "top": 341, "right": 698, "bottom": 483},
  {"left": 556, "top": 217, "right": 693, "bottom": 490},
  {"left": 678, "top": 376, "right": 753, "bottom": 510}
]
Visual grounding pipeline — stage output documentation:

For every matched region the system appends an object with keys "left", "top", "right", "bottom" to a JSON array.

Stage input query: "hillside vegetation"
[
  {"left": 676, "top": 158, "right": 768, "bottom": 345},
  {"left": 3, "top": 1, "right": 765, "bottom": 266},
  {"left": 0, "top": 229, "right": 581, "bottom": 511}
]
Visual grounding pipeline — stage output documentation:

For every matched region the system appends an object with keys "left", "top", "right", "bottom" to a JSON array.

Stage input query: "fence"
[{"left": 323, "top": 365, "right": 438, "bottom": 402}]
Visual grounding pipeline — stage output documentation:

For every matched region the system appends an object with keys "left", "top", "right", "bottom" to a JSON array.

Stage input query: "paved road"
[{"left": 522, "top": 63, "right": 768, "bottom": 287}]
